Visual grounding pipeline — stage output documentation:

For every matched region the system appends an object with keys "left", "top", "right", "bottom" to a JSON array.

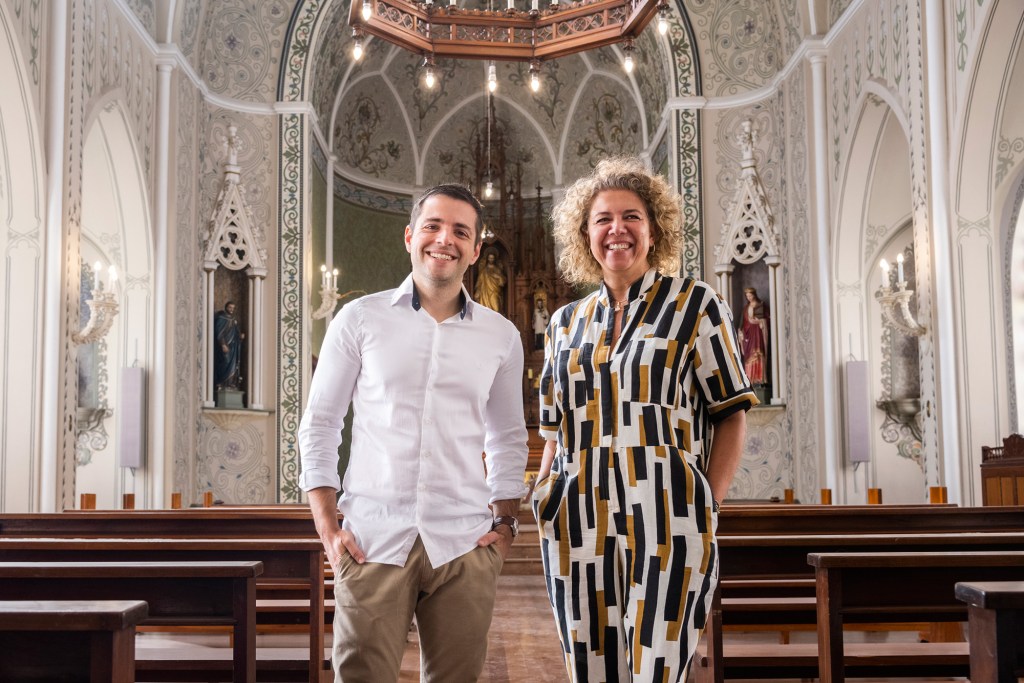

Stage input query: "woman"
[
  {"left": 739, "top": 287, "right": 768, "bottom": 385},
  {"left": 534, "top": 157, "right": 757, "bottom": 682}
]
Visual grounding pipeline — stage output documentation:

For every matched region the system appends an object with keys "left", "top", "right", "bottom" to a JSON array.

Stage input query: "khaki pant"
[{"left": 332, "top": 537, "right": 504, "bottom": 682}]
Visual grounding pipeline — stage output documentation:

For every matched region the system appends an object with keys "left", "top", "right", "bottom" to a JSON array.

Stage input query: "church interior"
[{"left": 2, "top": 0, "right": 1024, "bottom": 681}]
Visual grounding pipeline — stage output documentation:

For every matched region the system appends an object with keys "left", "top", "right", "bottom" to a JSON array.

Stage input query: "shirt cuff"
[
  {"left": 298, "top": 467, "right": 341, "bottom": 493},
  {"left": 489, "top": 481, "right": 530, "bottom": 504}
]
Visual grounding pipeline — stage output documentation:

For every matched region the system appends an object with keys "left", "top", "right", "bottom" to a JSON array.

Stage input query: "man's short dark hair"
[{"left": 409, "top": 184, "right": 485, "bottom": 245}]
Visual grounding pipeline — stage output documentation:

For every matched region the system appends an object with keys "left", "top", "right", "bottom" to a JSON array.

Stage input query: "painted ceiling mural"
[{"left": 320, "top": 31, "right": 658, "bottom": 193}]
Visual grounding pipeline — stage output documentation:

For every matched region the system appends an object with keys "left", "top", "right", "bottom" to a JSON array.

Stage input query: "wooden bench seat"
[
  {"left": 955, "top": 580, "right": 1024, "bottom": 682},
  {"left": 694, "top": 640, "right": 969, "bottom": 680},
  {"left": 0, "top": 537, "right": 325, "bottom": 683},
  {"left": 0, "top": 599, "right": 149, "bottom": 683},
  {"left": 810, "top": 550, "right": 1024, "bottom": 682},
  {"left": 0, "top": 560, "right": 262, "bottom": 683},
  {"left": 135, "top": 645, "right": 331, "bottom": 683}
]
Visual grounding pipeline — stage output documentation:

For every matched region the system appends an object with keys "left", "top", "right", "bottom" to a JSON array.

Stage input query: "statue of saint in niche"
[
  {"left": 474, "top": 251, "right": 506, "bottom": 313},
  {"left": 214, "top": 301, "right": 245, "bottom": 390},
  {"left": 532, "top": 295, "right": 550, "bottom": 350},
  {"left": 738, "top": 287, "right": 768, "bottom": 386}
]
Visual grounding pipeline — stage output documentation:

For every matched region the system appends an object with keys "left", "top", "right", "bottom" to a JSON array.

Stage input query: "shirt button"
[
  {"left": 424, "top": 417, "right": 433, "bottom": 425},
  {"left": 423, "top": 451, "right": 431, "bottom": 458},
  {"left": 419, "top": 482, "right": 427, "bottom": 491}
]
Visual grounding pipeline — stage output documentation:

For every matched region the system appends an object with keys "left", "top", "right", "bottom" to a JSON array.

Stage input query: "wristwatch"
[{"left": 491, "top": 515, "right": 519, "bottom": 538}]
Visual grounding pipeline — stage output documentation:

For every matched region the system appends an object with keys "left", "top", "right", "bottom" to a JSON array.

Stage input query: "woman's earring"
[{"left": 649, "top": 242, "right": 656, "bottom": 254}]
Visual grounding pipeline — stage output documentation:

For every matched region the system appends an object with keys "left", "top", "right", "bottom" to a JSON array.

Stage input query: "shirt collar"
[
  {"left": 391, "top": 273, "right": 472, "bottom": 320},
  {"left": 597, "top": 267, "right": 660, "bottom": 308}
]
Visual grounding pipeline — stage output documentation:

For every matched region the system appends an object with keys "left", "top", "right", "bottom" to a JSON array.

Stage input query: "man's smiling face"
[{"left": 405, "top": 194, "right": 482, "bottom": 289}]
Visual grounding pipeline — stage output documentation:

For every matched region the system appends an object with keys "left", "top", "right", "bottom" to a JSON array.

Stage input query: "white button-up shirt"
[{"left": 298, "top": 274, "right": 529, "bottom": 568}]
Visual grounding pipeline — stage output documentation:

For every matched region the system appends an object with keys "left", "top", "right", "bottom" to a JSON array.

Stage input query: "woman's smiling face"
[{"left": 586, "top": 189, "right": 653, "bottom": 283}]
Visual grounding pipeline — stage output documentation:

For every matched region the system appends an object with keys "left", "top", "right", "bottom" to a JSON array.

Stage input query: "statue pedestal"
[{"left": 215, "top": 388, "right": 246, "bottom": 409}]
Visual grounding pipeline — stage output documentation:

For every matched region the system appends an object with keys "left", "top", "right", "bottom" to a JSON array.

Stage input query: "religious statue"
[
  {"left": 214, "top": 301, "right": 244, "bottom": 390},
  {"left": 474, "top": 251, "right": 506, "bottom": 313},
  {"left": 738, "top": 287, "right": 768, "bottom": 386},
  {"left": 532, "top": 295, "right": 550, "bottom": 350}
]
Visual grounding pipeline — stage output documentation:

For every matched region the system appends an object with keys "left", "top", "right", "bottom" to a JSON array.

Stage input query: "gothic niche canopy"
[
  {"left": 202, "top": 125, "right": 268, "bottom": 413},
  {"left": 714, "top": 120, "right": 784, "bottom": 406}
]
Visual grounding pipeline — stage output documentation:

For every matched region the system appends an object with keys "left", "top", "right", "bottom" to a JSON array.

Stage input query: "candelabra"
[
  {"left": 312, "top": 265, "right": 366, "bottom": 320},
  {"left": 875, "top": 255, "right": 926, "bottom": 337},
  {"left": 73, "top": 264, "right": 120, "bottom": 345}
]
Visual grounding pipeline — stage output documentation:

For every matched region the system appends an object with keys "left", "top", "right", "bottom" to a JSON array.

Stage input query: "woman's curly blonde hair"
[{"left": 553, "top": 156, "right": 682, "bottom": 286}]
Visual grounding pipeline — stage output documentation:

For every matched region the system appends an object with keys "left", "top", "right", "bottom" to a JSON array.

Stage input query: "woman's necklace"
[{"left": 613, "top": 298, "right": 630, "bottom": 312}]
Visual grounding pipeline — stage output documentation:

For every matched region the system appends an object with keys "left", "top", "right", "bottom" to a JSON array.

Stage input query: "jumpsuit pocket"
[{"left": 531, "top": 471, "right": 562, "bottom": 523}]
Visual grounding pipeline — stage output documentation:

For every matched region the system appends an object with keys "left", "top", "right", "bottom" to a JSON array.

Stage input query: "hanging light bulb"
[
  {"left": 529, "top": 60, "right": 541, "bottom": 92},
  {"left": 484, "top": 180, "right": 494, "bottom": 198},
  {"left": 423, "top": 54, "right": 437, "bottom": 89},
  {"left": 487, "top": 63, "right": 498, "bottom": 93},
  {"left": 657, "top": 2, "right": 669, "bottom": 35},
  {"left": 622, "top": 40, "right": 635, "bottom": 74},
  {"left": 353, "top": 38, "right": 364, "bottom": 61},
  {"left": 361, "top": 0, "right": 372, "bottom": 20}
]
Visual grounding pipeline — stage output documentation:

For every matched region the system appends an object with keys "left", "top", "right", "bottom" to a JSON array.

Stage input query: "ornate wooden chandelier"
[{"left": 349, "top": 0, "right": 670, "bottom": 85}]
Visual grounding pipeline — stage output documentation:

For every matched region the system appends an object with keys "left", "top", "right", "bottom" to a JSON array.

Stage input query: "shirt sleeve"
[
  {"left": 693, "top": 289, "right": 760, "bottom": 422},
  {"left": 538, "top": 315, "right": 562, "bottom": 441},
  {"left": 483, "top": 327, "right": 530, "bottom": 503},
  {"left": 298, "top": 300, "right": 363, "bottom": 492}
]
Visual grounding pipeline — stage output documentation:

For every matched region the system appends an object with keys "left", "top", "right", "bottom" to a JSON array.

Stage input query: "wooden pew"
[
  {"left": 809, "top": 550, "right": 1024, "bottom": 683},
  {"left": 955, "top": 580, "right": 1024, "bottom": 682},
  {"left": 0, "top": 509, "right": 322, "bottom": 538},
  {"left": 0, "top": 599, "right": 148, "bottom": 683},
  {"left": 716, "top": 503, "right": 1024, "bottom": 536},
  {"left": 0, "top": 538, "right": 326, "bottom": 683},
  {"left": 0, "top": 561, "right": 261, "bottom": 683},
  {"left": 696, "top": 531, "right": 1024, "bottom": 682}
]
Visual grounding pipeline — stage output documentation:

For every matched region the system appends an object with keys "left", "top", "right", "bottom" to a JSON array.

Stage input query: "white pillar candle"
[{"left": 896, "top": 253, "right": 905, "bottom": 285}]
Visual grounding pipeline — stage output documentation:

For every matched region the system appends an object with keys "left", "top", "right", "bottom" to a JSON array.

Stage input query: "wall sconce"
[
  {"left": 875, "top": 255, "right": 926, "bottom": 336},
  {"left": 73, "top": 263, "right": 119, "bottom": 345},
  {"left": 312, "top": 264, "right": 366, "bottom": 320}
]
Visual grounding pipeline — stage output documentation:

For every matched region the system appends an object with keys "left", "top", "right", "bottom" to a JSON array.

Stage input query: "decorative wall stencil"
[
  {"left": 996, "top": 136, "right": 1024, "bottom": 188},
  {"left": 953, "top": 0, "right": 992, "bottom": 113},
  {"left": 201, "top": 113, "right": 275, "bottom": 240},
  {"left": 828, "top": 0, "right": 916, "bottom": 185},
  {"left": 8, "top": 0, "right": 41, "bottom": 89},
  {"left": 173, "top": 75, "right": 200, "bottom": 504},
  {"left": 864, "top": 222, "right": 890, "bottom": 264},
  {"left": 677, "top": 109, "right": 702, "bottom": 276},
  {"left": 88, "top": 0, "right": 156, "bottom": 181},
  {"left": 729, "top": 407, "right": 789, "bottom": 499},
  {"left": 665, "top": 4, "right": 698, "bottom": 96},
  {"left": 334, "top": 93, "right": 404, "bottom": 179},
  {"left": 200, "top": 0, "right": 291, "bottom": 102},
  {"left": 177, "top": 0, "right": 205, "bottom": 66},
  {"left": 122, "top": 0, "right": 155, "bottom": 38},
  {"left": 564, "top": 84, "right": 642, "bottom": 178},
  {"left": 309, "top": 0, "right": 350, "bottom": 129},
  {"left": 781, "top": 66, "right": 817, "bottom": 499},
  {"left": 334, "top": 176, "right": 413, "bottom": 214},
  {"left": 634, "top": 28, "right": 669, "bottom": 138},
  {"left": 505, "top": 58, "right": 577, "bottom": 133},
  {"left": 198, "top": 419, "right": 272, "bottom": 504},
  {"left": 830, "top": 0, "right": 856, "bottom": 27},
  {"left": 684, "top": 0, "right": 784, "bottom": 96}
]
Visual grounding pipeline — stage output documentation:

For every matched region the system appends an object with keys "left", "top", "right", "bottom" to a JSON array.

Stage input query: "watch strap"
[{"left": 491, "top": 515, "right": 518, "bottom": 537}]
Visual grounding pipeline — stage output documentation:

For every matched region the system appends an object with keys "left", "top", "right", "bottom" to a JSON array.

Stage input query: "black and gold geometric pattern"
[{"left": 533, "top": 268, "right": 757, "bottom": 682}]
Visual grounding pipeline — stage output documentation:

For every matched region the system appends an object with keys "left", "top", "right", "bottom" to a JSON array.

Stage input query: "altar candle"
[
  {"left": 320, "top": 264, "right": 327, "bottom": 288},
  {"left": 896, "top": 253, "right": 905, "bottom": 285},
  {"left": 93, "top": 261, "right": 102, "bottom": 290},
  {"left": 108, "top": 265, "right": 117, "bottom": 284},
  {"left": 507, "top": 0, "right": 514, "bottom": 9},
  {"left": 527, "top": 368, "right": 534, "bottom": 379},
  {"left": 332, "top": 268, "right": 339, "bottom": 289},
  {"left": 879, "top": 258, "right": 890, "bottom": 284},
  {"left": 531, "top": 0, "right": 538, "bottom": 9}
]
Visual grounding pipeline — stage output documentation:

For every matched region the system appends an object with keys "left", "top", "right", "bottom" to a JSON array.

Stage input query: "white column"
[
  {"left": 150, "top": 60, "right": 174, "bottom": 508},
  {"left": 923, "top": 2, "right": 961, "bottom": 502},
  {"left": 204, "top": 269, "right": 215, "bottom": 407},
  {"left": 247, "top": 275, "right": 255, "bottom": 407},
  {"left": 40, "top": 0, "right": 69, "bottom": 512},
  {"left": 325, "top": 154, "right": 337, "bottom": 324},
  {"left": 766, "top": 257, "right": 784, "bottom": 405},
  {"left": 809, "top": 52, "right": 839, "bottom": 493},
  {"left": 250, "top": 275, "right": 265, "bottom": 410}
]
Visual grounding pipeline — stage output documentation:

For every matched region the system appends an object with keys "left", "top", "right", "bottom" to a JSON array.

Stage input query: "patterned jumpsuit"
[{"left": 534, "top": 269, "right": 757, "bottom": 682}]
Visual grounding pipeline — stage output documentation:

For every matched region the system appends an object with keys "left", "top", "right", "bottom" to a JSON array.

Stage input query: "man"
[
  {"left": 532, "top": 295, "right": 550, "bottom": 350},
  {"left": 298, "top": 184, "right": 528, "bottom": 682},
  {"left": 214, "top": 301, "right": 243, "bottom": 389}
]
